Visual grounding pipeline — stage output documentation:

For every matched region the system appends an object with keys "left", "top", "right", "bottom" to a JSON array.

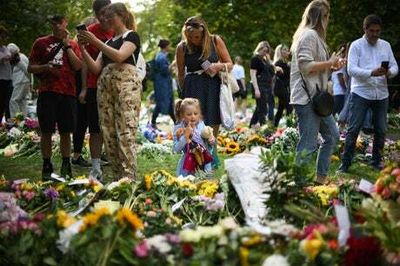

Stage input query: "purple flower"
[
  {"left": 165, "top": 233, "right": 180, "bottom": 244},
  {"left": 44, "top": 187, "right": 59, "bottom": 200}
]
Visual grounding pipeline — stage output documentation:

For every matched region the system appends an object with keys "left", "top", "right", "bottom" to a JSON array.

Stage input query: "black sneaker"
[
  {"left": 337, "top": 163, "right": 349, "bottom": 174},
  {"left": 61, "top": 160, "right": 73, "bottom": 179},
  {"left": 100, "top": 154, "right": 109, "bottom": 166},
  {"left": 71, "top": 155, "right": 91, "bottom": 167},
  {"left": 42, "top": 162, "right": 54, "bottom": 180}
]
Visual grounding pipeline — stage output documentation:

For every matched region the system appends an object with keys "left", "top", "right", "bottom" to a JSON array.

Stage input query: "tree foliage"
[
  {"left": 137, "top": 0, "right": 400, "bottom": 63},
  {"left": 1, "top": 0, "right": 399, "bottom": 62},
  {"left": 0, "top": 0, "right": 92, "bottom": 54}
]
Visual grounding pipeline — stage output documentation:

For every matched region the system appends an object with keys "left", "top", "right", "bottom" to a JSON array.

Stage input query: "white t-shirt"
[
  {"left": 331, "top": 68, "right": 346, "bottom": 95},
  {"left": 12, "top": 53, "right": 30, "bottom": 86},
  {"left": 232, "top": 64, "right": 245, "bottom": 80}
]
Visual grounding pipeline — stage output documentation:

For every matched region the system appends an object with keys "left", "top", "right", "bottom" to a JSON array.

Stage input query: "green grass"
[{"left": 0, "top": 153, "right": 228, "bottom": 181}]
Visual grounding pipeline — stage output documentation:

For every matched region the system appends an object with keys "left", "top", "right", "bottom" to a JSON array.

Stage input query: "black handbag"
[{"left": 300, "top": 73, "right": 334, "bottom": 117}]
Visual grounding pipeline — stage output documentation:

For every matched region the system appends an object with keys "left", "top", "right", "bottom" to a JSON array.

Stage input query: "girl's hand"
[
  {"left": 184, "top": 125, "right": 193, "bottom": 142},
  {"left": 254, "top": 89, "right": 261, "bottom": 99},
  {"left": 77, "top": 31, "right": 96, "bottom": 46},
  {"left": 275, "top": 66, "right": 283, "bottom": 73},
  {"left": 175, "top": 128, "right": 184, "bottom": 139}
]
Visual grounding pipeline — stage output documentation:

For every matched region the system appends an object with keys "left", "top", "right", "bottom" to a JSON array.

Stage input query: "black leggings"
[
  {"left": 0, "top": 79, "right": 13, "bottom": 122},
  {"left": 151, "top": 103, "right": 176, "bottom": 125},
  {"left": 274, "top": 95, "right": 293, "bottom": 127},
  {"left": 250, "top": 88, "right": 269, "bottom": 126}
]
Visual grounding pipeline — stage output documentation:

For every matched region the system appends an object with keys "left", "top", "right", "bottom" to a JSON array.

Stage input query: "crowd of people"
[{"left": 0, "top": 0, "right": 398, "bottom": 183}]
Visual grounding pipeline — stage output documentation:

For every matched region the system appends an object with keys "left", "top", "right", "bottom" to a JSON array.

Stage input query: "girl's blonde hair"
[
  {"left": 273, "top": 44, "right": 289, "bottom": 64},
  {"left": 105, "top": 2, "right": 136, "bottom": 31},
  {"left": 175, "top": 98, "right": 201, "bottom": 122},
  {"left": 291, "top": 0, "right": 330, "bottom": 52},
  {"left": 181, "top": 16, "right": 213, "bottom": 60}
]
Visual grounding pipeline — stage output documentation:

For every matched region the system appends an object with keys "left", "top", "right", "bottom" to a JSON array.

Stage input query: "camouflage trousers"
[{"left": 97, "top": 64, "right": 142, "bottom": 179}]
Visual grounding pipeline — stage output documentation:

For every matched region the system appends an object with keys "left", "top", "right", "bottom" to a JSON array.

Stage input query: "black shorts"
[
  {"left": 84, "top": 88, "right": 100, "bottom": 133},
  {"left": 37, "top": 92, "right": 76, "bottom": 134}
]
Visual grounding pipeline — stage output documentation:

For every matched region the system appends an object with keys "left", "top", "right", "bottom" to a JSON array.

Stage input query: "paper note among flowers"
[
  {"left": 358, "top": 179, "right": 374, "bottom": 195},
  {"left": 334, "top": 204, "right": 351, "bottom": 247}
]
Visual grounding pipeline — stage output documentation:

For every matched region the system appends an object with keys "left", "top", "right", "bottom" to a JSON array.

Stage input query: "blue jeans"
[
  {"left": 294, "top": 103, "right": 339, "bottom": 177},
  {"left": 341, "top": 93, "right": 388, "bottom": 166}
]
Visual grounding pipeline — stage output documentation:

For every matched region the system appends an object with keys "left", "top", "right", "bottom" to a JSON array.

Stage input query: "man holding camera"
[
  {"left": 339, "top": 14, "right": 398, "bottom": 173},
  {"left": 28, "top": 15, "right": 81, "bottom": 179}
]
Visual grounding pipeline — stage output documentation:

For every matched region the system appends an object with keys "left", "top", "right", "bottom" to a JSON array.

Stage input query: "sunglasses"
[{"left": 185, "top": 22, "right": 204, "bottom": 30}]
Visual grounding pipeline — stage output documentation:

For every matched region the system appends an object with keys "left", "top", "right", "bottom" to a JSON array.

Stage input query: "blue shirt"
[{"left": 348, "top": 35, "right": 398, "bottom": 100}]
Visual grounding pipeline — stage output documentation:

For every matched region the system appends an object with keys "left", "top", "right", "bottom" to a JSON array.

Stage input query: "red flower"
[
  {"left": 345, "top": 235, "right": 381, "bottom": 266},
  {"left": 328, "top": 239, "right": 338, "bottom": 250},
  {"left": 145, "top": 198, "right": 153, "bottom": 205},
  {"left": 181, "top": 243, "right": 194, "bottom": 257}
]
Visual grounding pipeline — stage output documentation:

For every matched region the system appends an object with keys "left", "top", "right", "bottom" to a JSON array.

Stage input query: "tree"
[{"left": 0, "top": 0, "right": 92, "bottom": 54}]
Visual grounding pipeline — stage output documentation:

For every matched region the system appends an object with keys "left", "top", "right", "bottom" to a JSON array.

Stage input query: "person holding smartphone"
[
  {"left": 28, "top": 14, "right": 82, "bottom": 179},
  {"left": 339, "top": 14, "right": 398, "bottom": 173},
  {"left": 71, "top": 0, "right": 114, "bottom": 181}
]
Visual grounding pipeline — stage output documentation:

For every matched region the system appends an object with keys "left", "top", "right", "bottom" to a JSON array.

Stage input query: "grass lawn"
[{"left": 0, "top": 152, "right": 229, "bottom": 181}]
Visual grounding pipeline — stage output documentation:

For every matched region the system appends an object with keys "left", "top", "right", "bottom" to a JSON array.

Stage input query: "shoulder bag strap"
[
  {"left": 122, "top": 30, "right": 137, "bottom": 65},
  {"left": 299, "top": 71, "right": 313, "bottom": 102}
]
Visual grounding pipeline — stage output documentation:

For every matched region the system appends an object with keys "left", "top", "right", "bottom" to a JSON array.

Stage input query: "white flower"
[
  {"left": 56, "top": 220, "right": 83, "bottom": 254},
  {"left": 147, "top": 235, "right": 171, "bottom": 254},
  {"left": 220, "top": 217, "right": 238, "bottom": 230},
  {"left": 179, "top": 228, "right": 202, "bottom": 243},
  {"left": 262, "top": 254, "right": 289, "bottom": 266}
]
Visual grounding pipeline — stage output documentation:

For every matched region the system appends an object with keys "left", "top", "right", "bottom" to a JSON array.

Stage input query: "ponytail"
[{"left": 175, "top": 99, "right": 183, "bottom": 122}]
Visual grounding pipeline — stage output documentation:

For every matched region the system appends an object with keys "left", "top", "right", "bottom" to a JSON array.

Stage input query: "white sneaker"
[{"left": 89, "top": 168, "right": 103, "bottom": 182}]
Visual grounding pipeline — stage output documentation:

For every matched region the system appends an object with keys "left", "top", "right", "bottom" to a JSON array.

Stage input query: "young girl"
[{"left": 173, "top": 98, "right": 215, "bottom": 177}]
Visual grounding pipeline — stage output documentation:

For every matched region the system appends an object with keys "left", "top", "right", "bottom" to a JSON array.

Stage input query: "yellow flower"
[
  {"left": 239, "top": 247, "right": 250, "bottom": 266},
  {"left": 312, "top": 185, "right": 339, "bottom": 206},
  {"left": 144, "top": 174, "right": 152, "bottom": 190},
  {"left": 331, "top": 155, "right": 340, "bottom": 162},
  {"left": 80, "top": 207, "right": 110, "bottom": 232},
  {"left": 225, "top": 141, "right": 241, "bottom": 155},
  {"left": 56, "top": 210, "right": 76, "bottom": 228},
  {"left": 75, "top": 175, "right": 86, "bottom": 180},
  {"left": 197, "top": 180, "right": 219, "bottom": 198},
  {"left": 178, "top": 180, "right": 197, "bottom": 190},
  {"left": 116, "top": 207, "right": 144, "bottom": 230},
  {"left": 56, "top": 183, "right": 65, "bottom": 191},
  {"left": 242, "top": 234, "right": 263, "bottom": 247},
  {"left": 301, "top": 238, "right": 323, "bottom": 260}
]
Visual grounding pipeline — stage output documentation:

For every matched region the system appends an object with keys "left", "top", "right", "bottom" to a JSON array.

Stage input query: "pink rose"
[{"left": 133, "top": 241, "right": 149, "bottom": 258}]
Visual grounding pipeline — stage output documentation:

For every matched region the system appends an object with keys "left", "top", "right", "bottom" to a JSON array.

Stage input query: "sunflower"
[
  {"left": 56, "top": 210, "right": 76, "bottom": 228},
  {"left": 80, "top": 207, "right": 110, "bottom": 232},
  {"left": 225, "top": 141, "right": 241, "bottom": 155},
  {"left": 116, "top": 207, "right": 144, "bottom": 230}
]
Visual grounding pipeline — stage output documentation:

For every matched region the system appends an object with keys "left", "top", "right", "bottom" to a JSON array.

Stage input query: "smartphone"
[
  {"left": 76, "top": 24, "right": 87, "bottom": 31},
  {"left": 381, "top": 61, "right": 389, "bottom": 71},
  {"left": 200, "top": 60, "right": 211, "bottom": 71}
]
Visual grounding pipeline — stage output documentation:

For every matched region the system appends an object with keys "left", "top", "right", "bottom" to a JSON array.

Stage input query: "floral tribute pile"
[{"left": 2, "top": 113, "right": 400, "bottom": 265}]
